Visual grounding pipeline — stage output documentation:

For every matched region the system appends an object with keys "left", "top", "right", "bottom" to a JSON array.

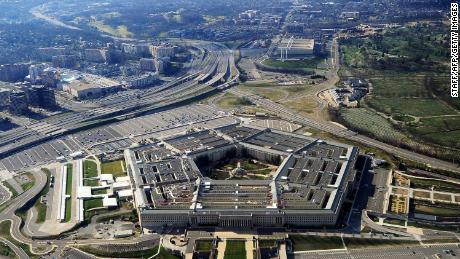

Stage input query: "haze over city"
[{"left": 0, "top": 0, "right": 458, "bottom": 258}]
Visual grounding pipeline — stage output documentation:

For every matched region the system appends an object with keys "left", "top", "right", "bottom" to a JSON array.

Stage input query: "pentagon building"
[{"left": 124, "top": 124, "right": 358, "bottom": 230}]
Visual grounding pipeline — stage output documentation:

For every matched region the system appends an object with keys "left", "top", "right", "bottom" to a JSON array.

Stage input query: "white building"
[
  {"left": 276, "top": 38, "right": 315, "bottom": 59},
  {"left": 64, "top": 74, "right": 122, "bottom": 99}
]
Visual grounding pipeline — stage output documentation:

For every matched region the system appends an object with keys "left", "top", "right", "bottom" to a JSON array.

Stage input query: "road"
[
  {"left": 228, "top": 88, "right": 460, "bottom": 173},
  {"left": 0, "top": 42, "right": 235, "bottom": 162},
  {"left": 0, "top": 237, "right": 29, "bottom": 259},
  {"left": 0, "top": 170, "right": 48, "bottom": 258},
  {"left": 294, "top": 244, "right": 460, "bottom": 259}
]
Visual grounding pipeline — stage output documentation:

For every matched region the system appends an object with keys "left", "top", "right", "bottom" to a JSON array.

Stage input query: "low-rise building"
[
  {"left": 64, "top": 74, "right": 122, "bottom": 100},
  {"left": 276, "top": 38, "right": 315, "bottom": 59},
  {"left": 85, "top": 49, "right": 108, "bottom": 63},
  {"left": 52, "top": 55, "right": 78, "bottom": 69},
  {"left": 124, "top": 73, "right": 159, "bottom": 89}
]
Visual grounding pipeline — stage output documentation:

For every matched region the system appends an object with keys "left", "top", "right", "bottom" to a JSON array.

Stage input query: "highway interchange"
[{"left": 0, "top": 24, "right": 458, "bottom": 259}]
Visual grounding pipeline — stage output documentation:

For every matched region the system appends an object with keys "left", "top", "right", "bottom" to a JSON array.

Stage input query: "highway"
[
  {"left": 228, "top": 88, "right": 460, "bottom": 173},
  {"left": 0, "top": 170, "right": 49, "bottom": 258},
  {"left": 0, "top": 169, "right": 162, "bottom": 258},
  {"left": 0, "top": 43, "right": 235, "bottom": 161}
]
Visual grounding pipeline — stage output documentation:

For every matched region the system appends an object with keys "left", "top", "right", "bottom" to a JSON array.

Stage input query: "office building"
[
  {"left": 0, "top": 64, "right": 29, "bottom": 82},
  {"left": 9, "top": 89, "right": 28, "bottom": 115},
  {"left": 125, "top": 124, "right": 358, "bottom": 230}
]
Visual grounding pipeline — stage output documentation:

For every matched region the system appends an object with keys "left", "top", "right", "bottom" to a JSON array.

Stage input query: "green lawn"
[
  {"left": 34, "top": 169, "right": 52, "bottom": 223},
  {"left": 409, "top": 177, "right": 460, "bottom": 193},
  {"left": 224, "top": 240, "right": 246, "bottom": 259},
  {"left": 64, "top": 198, "right": 71, "bottom": 222},
  {"left": 66, "top": 165, "right": 73, "bottom": 195},
  {"left": 383, "top": 218, "right": 406, "bottom": 226},
  {"left": 0, "top": 221, "right": 35, "bottom": 258},
  {"left": 78, "top": 245, "right": 176, "bottom": 259},
  {"left": 83, "top": 160, "right": 98, "bottom": 178},
  {"left": 369, "top": 74, "right": 429, "bottom": 98},
  {"left": 343, "top": 237, "right": 419, "bottom": 249},
  {"left": 64, "top": 165, "right": 73, "bottom": 222},
  {"left": 84, "top": 199, "right": 103, "bottom": 210},
  {"left": 83, "top": 179, "right": 99, "bottom": 187},
  {"left": 216, "top": 93, "right": 253, "bottom": 109},
  {"left": 408, "top": 116, "right": 460, "bottom": 149},
  {"left": 0, "top": 241, "right": 16, "bottom": 258},
  {"left": 262, "top": 58, "right": 324, "bottom": 70},
  {"left": 19, "top": 173, "right": 35, "bottom": 192},
  {"left": 92, "top": 189, "right": 107, "bottom": 195},
  {"left": 79, "top": 245, "right": 178, "bottom": 258},
  {"left": 195, "top": 240, "right": 213, "bottom": 251},
  {"left": 101, "top": 160, "right": 126, "bottom": 177},
  {"left": 414, "top": 204, "right": 460, "bottom": 217},
  {"left": 369, "top": 97, "right": 457, "bottom": 117},
  {"left": 340, "top": 108, "right": 408, "bottom": 142},
  {"left": 290, "top": 235, "right": 343, "bottom": 251},
  {"left": 258, "top": 239, "right": 277, "bottom": 248}
]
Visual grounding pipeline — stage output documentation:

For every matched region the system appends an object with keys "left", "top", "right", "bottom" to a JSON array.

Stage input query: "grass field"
[
  {"left": 413, "top": 190, "right": 430, "bottom": 199},
  {"left": 84, "top": 199, "right": 103, "bottom": 210},
  {"left": 433, "top": 193, "right": 451, "bottom": 201},
  {"left": 216, "top": 93, "right": 253, "bottom": 109},
  {"left": 369, "top": 97, "right": 456, "bottom": 117},
  {"left": 92, "top": 189, "right": 107, "bottom": 195},
  {"left": 414, "top": 204, "right": 460, "bottom": 217},
  {"left": 0, "top": 241, "right": 16, "bottom": 258},
  {"left": 195, "top": 240, "right": 213, "bottom": 251},
  {"left": 409, "top": 177, "right": 460, "bottom": 193},
  {"left": 66, "top": 165, "right": 73, "bottom": 195},
  {"left": 240, "top": 86, "right": 286, "bottom": 102},
  {"left": 284, "top": 97, "right": 317, "bottom": 114},
  {"left": 19, "top": 173, "right": 35, "bottom": 192},
  {"left": 79, "top": 245, "right": 178, "bottom": 258},
  {"left": 343, "top": 237, "right": 419, "bottom": 249},
  {"left": 262, "top": 58, "right": 324, "bottom": 70},
  {"left": 341, "top": 45, "right": 365, "bottom": 67},
  {"left": 368, "top": 73, "right": 430, "bottom": 97},
  {"left": 0, "top": 221, "right": 35, "bottom": 258},
  {"left": 101, "top": 160, "right": 126, "bottom": 177},
  {"left": 89, "top": 17, "right": 133, "bottom": 38},
  {"left": 340, "top": 108, "right": 407, "bottom": 141},
  {"left": 84, "top": 179, "right": 99, "bottom": 187},
  {"left": 64, "top": 164, "right": 73, "bottom": 222},
  {"left": 338, "top": 24, "right": 460, "bottom": 154},
  {"left": 224, "top": 240, "right": 246, "bottom": 259},
  {"left": 64, "top": 198, "right": 71, "bottom": 222},
  {"left": 383, "top": 218, "right": 406, "bottom": 226},
  {"left": 34, "top": 169, "right": 51, "bottom": 223},
  {"left": 83, "top": 160, "right": 98, "bottom": 178},
  {"left": 408, "top": 116, "right": 460, "bottom": 149},
  {"left": 258, "top": 239, "right": 277, "bottom": 248},
  {"left": 290, "top": 235, "right": 343, "bottom": 251}
]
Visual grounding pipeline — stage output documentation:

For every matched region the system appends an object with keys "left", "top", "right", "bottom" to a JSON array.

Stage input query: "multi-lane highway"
[
  {"left": 228, "top": 88, "right": 460, "bottom": 173},
  {"left": 0, "top": 43, "right": 235, "bottom": 162}
]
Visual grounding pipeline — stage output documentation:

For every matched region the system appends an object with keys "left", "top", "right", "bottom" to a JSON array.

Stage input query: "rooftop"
[{"left": 126, "top": 124, "right": 358, "bottom": 213}]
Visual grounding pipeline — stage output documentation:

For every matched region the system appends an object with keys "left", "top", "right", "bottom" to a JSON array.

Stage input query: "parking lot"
[
  {"left": 0, "top": 105, "right": 238, "bottom": 175},
  {"left": 249, "top": 119, "right": 301, "bottom": 132}
]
